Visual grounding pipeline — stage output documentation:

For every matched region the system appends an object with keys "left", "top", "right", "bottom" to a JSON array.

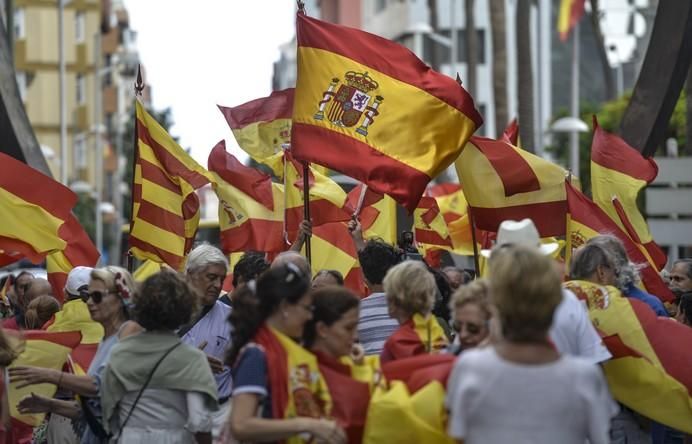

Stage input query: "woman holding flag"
[
  {"left": 379, "top": 261, "right": 449, "bottom": 363},
  {"left": 225, "top": 264, "right": 346, "bottom": 444}
]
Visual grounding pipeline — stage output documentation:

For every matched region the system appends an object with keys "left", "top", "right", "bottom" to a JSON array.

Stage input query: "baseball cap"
[{"left": 64, "top": 266, "right": 93, "bottom": 297}]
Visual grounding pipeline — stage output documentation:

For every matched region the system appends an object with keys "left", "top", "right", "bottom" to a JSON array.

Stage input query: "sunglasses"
[
  {"left": 452, "top": 320, "right": 485, "bottom": 336},
  {"left": 81, "top": 290, "right": 116, "bottom": 304}
]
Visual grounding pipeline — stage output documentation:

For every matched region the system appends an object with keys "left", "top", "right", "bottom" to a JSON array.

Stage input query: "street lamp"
[{"left": 550, "top": 116, "right": 589, "bottom": 177}]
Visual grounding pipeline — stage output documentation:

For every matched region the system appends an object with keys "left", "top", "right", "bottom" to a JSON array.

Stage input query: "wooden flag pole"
[
  {"left": 468, "top": 205, "right": 481, "bottom": 278},
  {"left": 353, "top": 183, "right": 369, "bottom": 218},
  {"left": 302, "top": 161, "right": 312, "bottom": 265},
  {"left": 127, "top": 66, "right": 145, "bottom": 273}
]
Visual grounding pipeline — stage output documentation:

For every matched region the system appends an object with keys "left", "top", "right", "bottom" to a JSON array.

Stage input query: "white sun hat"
[{"left": 480, "top": 219, "right": 560, "bottom": 258}]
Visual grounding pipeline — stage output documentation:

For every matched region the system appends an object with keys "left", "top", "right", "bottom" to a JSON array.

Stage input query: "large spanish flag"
[
  {"left": 456, "top": 136, "right": 568, "bottom": 236},
  {"left": 565, "top": 182, "right": 674, "bottom": 303},
  {"left": 557, "top": 0, "right": 586, "bottom": 41},
  {"left": 590, "top": 118, "right": 667, "bottom": 270},
  {"left": 291, "top": 13, "right": 483, "bottom": 212},
  {"left": 218, "top": 88, "right": 294, "bottom": 176},
  {"left": 564, "top": 280, "right": 692, "bottom": 433},
  {"left": 130, "top": 101, "right": 215, "bottom": 270},
  {"left": 46, "top": 214, "right": 100, "bottom": 303},
  {"left": 208, "top": 140, "right": 286, "bottom": 254},
  {"left": 0, "top": 153, "right": 77, "bottom": 264}
]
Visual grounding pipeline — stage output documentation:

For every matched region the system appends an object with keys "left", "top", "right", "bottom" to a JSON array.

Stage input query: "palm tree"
[
  {"left": 489, "top": 0, "right": 508, "bottom": 137},
  {"left": 589, "top": 0, "right": 615, "bottom": 100},
  {"left": 427, "top": 0, "right": 439, "bottom": 70},
  {"left": 516, "top": 0, "right": 535, "bottom": 152},
  {"left": 686, "top": 66, "right": 692, "bottom": 155},
  {"left": 465, "top": 0, "right": 477, "bottom": 98}
]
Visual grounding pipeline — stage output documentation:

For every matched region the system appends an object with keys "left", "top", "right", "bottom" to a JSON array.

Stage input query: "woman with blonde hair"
[
  {"left": 446, "top": 246, "right": 614, "bottom": 444},
  {"left": 10, "top": 266, "right": 141, "bottom": 443},
  {"left": 449, "top": 279, "right": 492, "bottom": 353},
  {"left": 24, "top": 295, "right": 61, "bottom": 330},
  {"left": 380, "top": 260, "right": 449, "bottom": 363}
]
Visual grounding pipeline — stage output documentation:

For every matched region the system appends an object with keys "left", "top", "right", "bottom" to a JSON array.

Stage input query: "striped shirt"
[{"left": 357, "top": 292, "right": 399, "bottom": 356}]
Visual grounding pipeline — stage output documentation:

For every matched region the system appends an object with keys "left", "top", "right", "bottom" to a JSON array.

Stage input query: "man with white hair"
[{"left": 181, "top": 243, "right": 231, "bottom": 438}]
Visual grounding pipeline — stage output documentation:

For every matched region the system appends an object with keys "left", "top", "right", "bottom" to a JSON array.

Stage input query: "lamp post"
[{"left": 550, "top": 116, "right": 589, "bottom": 176}]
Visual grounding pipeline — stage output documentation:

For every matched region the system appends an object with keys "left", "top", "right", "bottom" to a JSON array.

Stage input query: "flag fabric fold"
[
  {"left": 590, "top": 118, "right": 667, "bottom": 270},
  {"left": 456, "top": 136, "right": 568, "bottom": 236},
  {"left": 558, "top": 0, "right": 586, "bottom": 41},
  {"left": 565, "top": 182, "right": 674, "bottom": 303},
  {"left": 130, "top": 101, "right": 215, "bottom": 270},
  {"left": 291, "top": 13, "right": 482, "bottom": 212},
  {"left": 208, "top": 141, "right": 286, "bottom": 254},
  {"left": 564, "top": 281, "right": 692, "bottom": 433},
  {"left": 0, "top": 153, "right": 77, "bottom": 264}
]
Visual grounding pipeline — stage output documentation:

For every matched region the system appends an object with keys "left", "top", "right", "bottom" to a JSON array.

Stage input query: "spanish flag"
[
  {"left": 348, "top": 184, "right": 397, "bottom": 245},
  {"left": 502, "top": 118, "right": 520, "bottom": 146},
  {"left": 284, "top": 150, "right": 352, "bottom": 232},
  {"left": 0, "top": 153, "right": 77, "bottom": 264},
  {"left": 426, "top": 183, "right": 475, "bottom": 255},
  {"left": 413, "top": 197, "right": 453, "bottom": 249},
  {"left": 456, "top": 136, "right": 568, "bottom": 236},
  {"left": 291, "top": 13, "right": 482, "bottom": 212},
  {"left": 130, "top": 101, "right": 215, "bottom": 270},
  {"left": 590, "top": 118, "right": 667, "bottom": 270},
  {"left": 218, "top": 88, "right": 294, "bottom": 176},
  {"left": 565, "top": 182, "right": 674, "bottom": 303},
  {"left": 564, "top": 280, "right": 692, "bottom": 433},
  {"left": 557, "top": 0, "right": 586, "bottom": 41},
  {"left": 381, "top": 314, "right": 449, "bottom": 364},
  {"left": 46, "top": 214, "right": 100, "bottom": 303},
  {"left": 208, "top": 140, "right": 286, "bottom": 253}
]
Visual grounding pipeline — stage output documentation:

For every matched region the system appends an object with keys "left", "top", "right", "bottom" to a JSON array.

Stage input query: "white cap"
[
  {"left": 480, "top": 219, "right": 560, "bottom": 258},
  {"left": 64, "top": 266, "right": 93, "bottom": 297}
]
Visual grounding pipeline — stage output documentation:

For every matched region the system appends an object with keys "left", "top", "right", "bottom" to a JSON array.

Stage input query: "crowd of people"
[{"left": 0, "top": 217, "right": 690, "bottom": 443}]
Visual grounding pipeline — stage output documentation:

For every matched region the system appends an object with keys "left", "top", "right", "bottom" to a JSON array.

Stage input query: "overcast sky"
[{"left": 125, "top": 0, "right": 296, "bottom": 164}]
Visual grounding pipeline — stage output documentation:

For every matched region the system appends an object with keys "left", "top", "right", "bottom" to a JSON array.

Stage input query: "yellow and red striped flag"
[
  {"left": 558, "top": 0, "right": 586, "bottom": 41},
  {"left": 130, "top": 101, "right": 215, "bottom": 270},
  {"left": 218, "top": 88, "right": 294, "bottom": 176},
  {"left": 413, "top": 197, "right": 453, "bottom": 250},
  {"left": 208, "top": 140, "right": 287, "bottom": 253},
  {"left": 564, "top": 280, "right": 692, "bottom": 433},
  {"left": 427, "top": 183, "right": 476, "bottom": 255},
  {"left": 0, "top": 275, "right": 12, "bottom": 307},
  {"left": 291, "top": 13, "right": 482, "bottom": 212},
  {"left": 0, "top": 153, "right": 77, "bottom": 264},
  {"left": 456, "top": 136, "right": 568, "bottom": 237},
  {"left": 348, "top": 184, "right": 397, "bottom": 245},
  {"left": 501, "top": 118, "right": 520, "bottom": 146},
  {"left": 309, "top": 222, "right": 366, "bottom": 296},
  {"left": 590, "top": 118, "right": 667, "bottom": 270},
  {"left": 46, "top": 214, "right": 100, "bottom": 303},
  {"left": 565, "top": 182, "right": 674, "bottom": 303}
]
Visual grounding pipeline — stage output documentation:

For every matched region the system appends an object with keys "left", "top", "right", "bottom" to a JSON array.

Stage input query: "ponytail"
[{"left": 227, "top": 263, "right": 310, "bottom": 365}]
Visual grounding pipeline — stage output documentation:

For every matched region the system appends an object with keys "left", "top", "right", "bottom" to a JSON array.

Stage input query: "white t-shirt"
[
  {"left": 549, "top": 289, "right": 612, "bottom": 364},
  {"left": 446, "top": 347, "right": 615, "bottom": 444}
]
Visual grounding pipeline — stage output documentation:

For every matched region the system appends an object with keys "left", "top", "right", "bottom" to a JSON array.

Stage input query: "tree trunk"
[
  {"left": 427, "top": 0, "right": 439, "bottom": 70},
  {"left": 686, "top": 65, "right": 692, "bottom": 155},
  {"left": 465, "top": 0, "right": 477, "bottom": 98},
  {"left": 516, "top": 0, "right": 535, "bottom": 152},
  {"left": 489, "top": 0, "right": 508, "bottom": 137},
  {"left": 589, "top": 0, "right": 616, "bottom": 100}
]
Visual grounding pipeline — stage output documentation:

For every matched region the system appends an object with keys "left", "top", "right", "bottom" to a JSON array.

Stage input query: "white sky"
[{"left": 125, "top": 0, "right": 296, "bottom": 164}]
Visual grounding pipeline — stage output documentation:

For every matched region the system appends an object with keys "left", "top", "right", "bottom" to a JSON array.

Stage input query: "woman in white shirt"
[{"left": 446, "top": 246, "right": 615, "bottom": 444}]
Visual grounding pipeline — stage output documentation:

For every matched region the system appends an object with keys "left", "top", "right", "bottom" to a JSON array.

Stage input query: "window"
[
  {"left": 13, "top": 8, "right": 25, "bottom": 39},
  {"left": 75, "top": 11, "right": 85, "bottom": 43},
  {"left": 74, "top": 133, "right": 87, "bottom": 169},
  {"left": 15, "top": 71, "right": 27, "bottom": 102},
  {"left": 76, "top": 74, "right": 85, "bottom": 104}
]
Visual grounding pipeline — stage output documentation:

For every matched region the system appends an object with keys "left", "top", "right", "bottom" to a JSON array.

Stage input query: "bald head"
[
  {"left": 24, "top": 278, "right": 53, "bottom": 308},
  {"left": 271, "top": 251, "right": 311, "bottom": 277}
]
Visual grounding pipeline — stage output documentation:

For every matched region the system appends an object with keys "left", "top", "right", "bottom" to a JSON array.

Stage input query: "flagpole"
[
  {"left": 127, "top": 65, "right": 144, "bottom": 273},
  {"left": 468, "top": 204, "right": 481, "bottom": 278},
  {"left": 302, "top": 161, "right": 312, "bottom": 265},
  {"left": 353, "top": 183, "right": 369, "bottom": 218}
]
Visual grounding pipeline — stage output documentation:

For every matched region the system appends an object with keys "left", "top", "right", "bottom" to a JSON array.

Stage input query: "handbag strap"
[{"left": 118, "top": 341, "right": 183, "bottom": 433}]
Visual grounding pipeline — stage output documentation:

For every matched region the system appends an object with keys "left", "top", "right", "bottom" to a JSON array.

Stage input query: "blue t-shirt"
[
  {"left": 231, "top": 345, "right": 272, "bottom": 418},
  {"left": 624, "top": 283, "right": 668, "bottom": 317}
]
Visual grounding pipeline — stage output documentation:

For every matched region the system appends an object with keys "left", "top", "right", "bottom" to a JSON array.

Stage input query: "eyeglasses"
[
  {"left": 81, "top": 290, "right": 116, "bottom": 304},
  {"left": 452, "top": 321, "right": 485, "bottom": 336}
]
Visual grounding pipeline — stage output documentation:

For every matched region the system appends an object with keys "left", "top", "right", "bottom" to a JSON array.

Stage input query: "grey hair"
[
  {"left": 569, "top": 243, "right": 616, "bottom": 281},
  {"left": 673, "top": 259, "right": 692, "bottom": 279},
  {"left": 184, "top": 243, "right": 229, "bottom": 275},
  {"left": 587, "top": 235, "right": 641, "bottom": 290}
]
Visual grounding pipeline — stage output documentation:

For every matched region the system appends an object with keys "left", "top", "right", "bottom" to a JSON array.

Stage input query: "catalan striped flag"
[
  {"left": 218, "top": 88, "right": 294, "bottom": 176},
  {"left": 208, "top": 140, "right": 286, "bottom": 253},
  {"left": 590, "top": 118, "right": 667, "bottom": 270},
  {"left": 310, "top": 222, "right": 364, "bottom": 295},
  {"left": 0, "top": 153, "right": 77, "bottom": 264},
  {"left": 348, "top": 184, "right": 397, "bottom": 245},
  {"left": 130, "top": 101, "right": 215, "bottom": 270},
  {"left": 456, "top": 136, "right": 568, "bottom": 236},
  {"left": 413, "top": 197, "right": 453, "bottom": 249},
  {"left": 284, "top": 150, "right": 352, "bottom": 233},
  {"left": 557, "top": 0, "right": 586, "bottom": 41},
  {"left": 565, "top": 182, "right": 674, "bottom": 303},
  {"left": 427, "top": 183, "right": 475, "bottom": 255},
  {"left": 46, "top": 214, "right": 100, "bottom": 303},
  {"left": 291, "top": 13, "right": 482, "bottom": 212},
  {"left": 564, "top": 280, "right": 692, "bottom": 433}
]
